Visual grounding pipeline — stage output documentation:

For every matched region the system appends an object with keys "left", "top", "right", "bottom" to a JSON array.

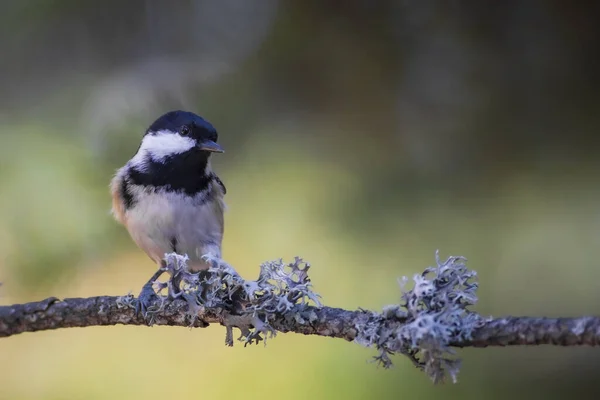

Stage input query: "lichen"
[
  {"left": 147, "top": 250, "right": 482, "bottom": 383},
  {"left": 155, "top": 253, "right": 322, "bottom": 346},
  {"left": 354, "top": 250, "right": 484, "bottom": 383},
  {"left": 116, "top": 293, "right": 136, "bottom": 309}
]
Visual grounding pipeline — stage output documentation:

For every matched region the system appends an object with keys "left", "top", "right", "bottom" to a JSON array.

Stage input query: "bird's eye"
[{"left": 180, "top": 125, "right": 191, "bottom": 136}]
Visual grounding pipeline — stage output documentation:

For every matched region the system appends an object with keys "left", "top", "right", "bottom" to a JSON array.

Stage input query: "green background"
[{"left": 1, "top": 1, "right": 599, "bottom": 399}]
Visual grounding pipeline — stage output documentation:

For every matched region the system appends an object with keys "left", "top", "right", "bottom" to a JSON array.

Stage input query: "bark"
[{"left": 1, "top": 296, "right": 599, "bottom": 348}]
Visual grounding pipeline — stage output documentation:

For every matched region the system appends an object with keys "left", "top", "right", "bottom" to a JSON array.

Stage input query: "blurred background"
[{"left": 1, "top": 0, "right": 599, "bottom": 399}]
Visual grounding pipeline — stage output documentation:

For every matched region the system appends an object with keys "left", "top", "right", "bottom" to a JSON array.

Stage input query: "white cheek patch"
[{"left": 135, "top": 130, "right": 196, "bottom": 163}]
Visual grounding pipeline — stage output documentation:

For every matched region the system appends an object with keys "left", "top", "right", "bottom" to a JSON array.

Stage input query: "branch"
[{"left": 1, "top": 252, "right": 599, "bottom": 384}]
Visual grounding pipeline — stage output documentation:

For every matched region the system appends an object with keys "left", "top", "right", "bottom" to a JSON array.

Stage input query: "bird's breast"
[{"left": 124, "top": 184, "right": 225, "bottom": 266}]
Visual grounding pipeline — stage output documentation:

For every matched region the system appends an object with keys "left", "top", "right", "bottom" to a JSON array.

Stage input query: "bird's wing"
[{"left": 110, "top": 169, "right": 129, "bottom": 225}]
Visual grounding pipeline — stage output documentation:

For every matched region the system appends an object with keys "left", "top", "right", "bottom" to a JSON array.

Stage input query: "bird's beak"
[{"left": 199, "top": 140, "right": 224, "bottom": 153}]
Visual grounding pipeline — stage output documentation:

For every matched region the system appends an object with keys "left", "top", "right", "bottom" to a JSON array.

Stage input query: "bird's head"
[{"left": 135, "top": 110, "right": 224, "bottom": 165}]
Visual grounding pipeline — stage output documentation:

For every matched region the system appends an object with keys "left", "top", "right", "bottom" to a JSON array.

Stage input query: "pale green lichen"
[
  {"left": 354, "top": 251, "right": 484, "bottom": 383},
  {"left": 116, "top": 293, "right": 136, "bottom": 309},
  {"left": 154, "top": 253, "right": 322, "bottom": 346},
  {"left": 140, "top": 250, "right": 482, "bottom": 384}
]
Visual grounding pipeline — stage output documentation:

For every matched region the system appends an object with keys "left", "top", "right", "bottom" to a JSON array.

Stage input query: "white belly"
[{"left": 125, "top": 186, "right": 225, "bottom": 270}]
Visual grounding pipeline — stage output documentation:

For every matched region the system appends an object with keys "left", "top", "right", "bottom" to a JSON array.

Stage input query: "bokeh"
[{"left": 1, "top": 1, "right": 600, "bottom": 399}]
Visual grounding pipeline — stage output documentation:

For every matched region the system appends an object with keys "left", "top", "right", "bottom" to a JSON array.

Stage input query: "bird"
[{"left": 110, "top": 110, "right": 226, "bottom": 313}]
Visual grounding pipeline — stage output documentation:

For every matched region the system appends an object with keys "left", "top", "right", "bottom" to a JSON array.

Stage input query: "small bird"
[{"left": 110, "top": 110, "right": 226, "bottom": 312}]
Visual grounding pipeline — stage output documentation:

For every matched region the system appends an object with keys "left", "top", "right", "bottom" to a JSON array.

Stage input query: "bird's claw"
[
  {"left": 135, "top": 282, "right": 159, "bottom": 320},
  {"left": 134, "top": 266, "right": 167, "bottom": 321},
  {"left": 154, "top": 281, "right": 168, "bottom": 293},
  {"left": 168, "top": 272, "right": 183, "bottom": 299}
]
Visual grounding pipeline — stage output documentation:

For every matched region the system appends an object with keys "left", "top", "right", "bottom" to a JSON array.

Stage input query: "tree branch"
[
  {"left": 1, "top": 252, "right": 598, "bottom": 383},
  {"left": 0, "top": 295, "right": 371, "bottom": 341},
  {"left": 2, "top": 295, "right": 599, "bottom": 346}
]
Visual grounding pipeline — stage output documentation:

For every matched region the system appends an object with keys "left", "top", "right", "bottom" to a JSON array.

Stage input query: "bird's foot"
[
  {"left": 167, "top": 271, "right": 185, "bottom": 299},
  {"left": 135, "top": 282, "right": 160, "bottom": 319},
  {"left": 135, "top": 267, "right": 165, "bottom": 320}
]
